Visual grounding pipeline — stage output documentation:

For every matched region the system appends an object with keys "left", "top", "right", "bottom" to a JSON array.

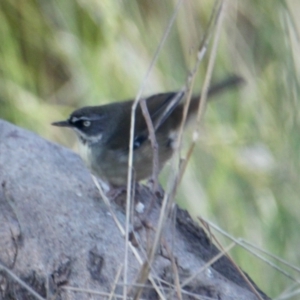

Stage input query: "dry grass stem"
[
  {"left": 198, "top": 217, "right": 270, "bottom": 300},
  {"left": 132, "top": 2, "right": 228, "bottom": 299},
  {"left": 92, "top": 176, "right": 167, "bottom": 299},
  {"left": 0, "top": 262, "right": 45, "bottom": 300},
  {"left": 125, "top": 1, "right": 184, "bottom": 298},
  {"left": 108, "top": 264, "right": 124, "bottom": 300},
  {"left": 181, "top": 241, "right": 236, "bottom": 289},
  {"left": 242, "top": 240, "right": 300, "bottom": 274},
  {"left": 202, "top": 217, "right": 300, "bottom": 284}
]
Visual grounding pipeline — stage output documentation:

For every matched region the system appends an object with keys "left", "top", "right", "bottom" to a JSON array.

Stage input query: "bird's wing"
[
  {"left": 104, "top": 91, "right": 185, "bottom": 151},
  {"left": 146, "top": 90, "right": 185, "bottom": 132},
  {"left": 128, "top": 91, "right": 185, "bottom": 149}
]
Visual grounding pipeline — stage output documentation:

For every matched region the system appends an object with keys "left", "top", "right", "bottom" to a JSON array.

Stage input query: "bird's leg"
[
  {"left": 106, "top": 184, "right": 127, "bottom": 203},
  {"left": 106, "top": 179, "right": 141, "bottom": 209},
  {"left": 140, "top": 178, "right": 165, "bottom": 217}
]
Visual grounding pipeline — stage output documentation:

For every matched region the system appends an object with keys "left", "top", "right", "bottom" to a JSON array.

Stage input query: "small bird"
[{"left": 52, "top": 76, "right": 243, "bottom": 187}]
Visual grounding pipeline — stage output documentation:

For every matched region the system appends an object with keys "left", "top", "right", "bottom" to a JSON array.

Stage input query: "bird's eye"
[{"left": 83, "top": 120, "right": 91, "bottom": 127}]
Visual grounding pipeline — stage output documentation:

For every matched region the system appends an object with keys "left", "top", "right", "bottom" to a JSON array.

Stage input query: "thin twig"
[
  {"left": 160, "top": 239, "right": 182, "bottom": 300},
  {"left": 108, "top": 264, "right": 124, "bottom": 300},
  {"left": 176, "top": 0, "right": 222, "bottom": 148},
  {"left": 132, "top": 2, "right": 228, "bottom": 299},
  {"left": 181, "top": 242, "right": 237, "bottom": 289},
  {"left": 195, "top": 0, "right": 224, "bottom": 125},
  {"left": 125, "top": 1, "right": 184, "bottom": 298},
  {"left": 139, "top": 99, "right": 160, "bottom": 192},
  {"left": 62, "top": 286, "right": 141, "bottom": 299},
  {"left": 275, "top": 286, "right": 300, "bottom": 300},
  {"left": 92, "top": 176, "right": 166, "bottom": 299},
  {"left": 199, "top": 217, "right": 267, "bottom": 300},
  {"left": 133, "top": 192, "right": 171, "bottom": 300},
  {"left": 242, "top": 240, "right": 300, "bottom": 274},
  {"left": 0, "top": 262, "right": 45, "bottom": 300},
  {"left": 202, "top": 217, "right": 300, "bottom": 284},
  {"left": 64, "top": 282, "right": 217, "bottom": 300},
  {"left": 168, "top": 0, "right": 225, "bottom": 202}
]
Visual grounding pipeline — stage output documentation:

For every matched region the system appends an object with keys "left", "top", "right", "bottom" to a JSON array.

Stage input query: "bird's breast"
[
  {"left": 78, "top": 141, "right": 93, "bottom": 169},
  {"left": 77, "top": 139, "right": 175, "bottom": 186}
]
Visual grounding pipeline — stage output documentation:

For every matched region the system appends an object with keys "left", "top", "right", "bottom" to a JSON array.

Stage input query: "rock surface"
[{"left": 0, "top": 119, "right": 270, "bottom": 300}]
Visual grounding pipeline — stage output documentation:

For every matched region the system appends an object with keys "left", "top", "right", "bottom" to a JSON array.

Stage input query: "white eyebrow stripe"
[
  {"left": 71, "top": 116, "right": 103, "bottom": 123},
  {"left": 71, "top": 116, "right": 91, "bottom": 122},
  {"left": 71, "top": 116, "right": 80, "bottom": 122}
]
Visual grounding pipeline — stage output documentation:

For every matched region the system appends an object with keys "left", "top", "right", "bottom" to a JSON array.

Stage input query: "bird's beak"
[{"left": 51, "top": 120, "right": 72, "bottom": 127}]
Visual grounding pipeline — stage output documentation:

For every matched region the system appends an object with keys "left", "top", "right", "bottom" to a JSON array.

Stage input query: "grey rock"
[{"left": 0, "top": 119, "right": 270, "bottom": 300}]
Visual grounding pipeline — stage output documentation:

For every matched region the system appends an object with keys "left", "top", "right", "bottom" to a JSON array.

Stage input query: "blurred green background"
[{"left": 1, "top": 0, "right": 299, "bottom": 298}]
